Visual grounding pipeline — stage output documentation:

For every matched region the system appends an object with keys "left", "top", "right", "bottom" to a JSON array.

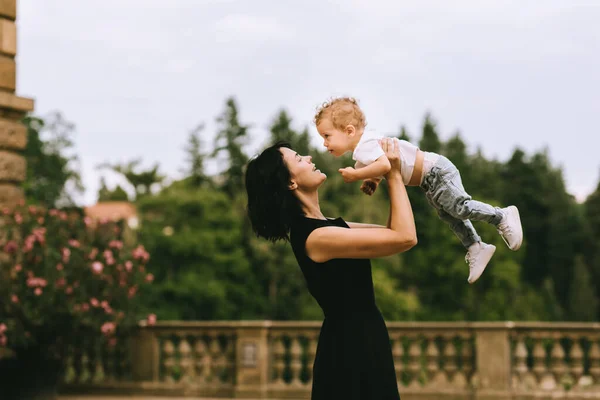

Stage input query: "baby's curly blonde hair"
[{"left": 313, "top": 97, "right": 367, "bottom": 131}]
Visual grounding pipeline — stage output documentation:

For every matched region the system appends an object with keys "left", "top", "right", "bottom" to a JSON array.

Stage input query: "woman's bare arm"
[{"left": 345, "top": 221, "right": 385, "bottom": 229}]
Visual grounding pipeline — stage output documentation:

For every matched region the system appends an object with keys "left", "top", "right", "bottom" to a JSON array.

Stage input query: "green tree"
[
  {"left": 21, "top": 112, "right": 84, "bottom": 207},
  {"left": 97, "top": 177, "right": 129, "bottom": 201},
  {"left": 97, "top": 159, "right": 165, "bottom": 200},
  {"left": 212, "top": 97, "right": 250, "bottom": 198},
  {"left": 419, "top": 113, "right": 442, "bottom": 153},
  {"left": 180, "top": 123, "right": 208, "bottom": 188}
]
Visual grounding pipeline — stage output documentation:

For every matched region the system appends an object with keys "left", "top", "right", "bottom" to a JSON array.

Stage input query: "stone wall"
[{"left": 0, "top": 0, "right": 34, "bottom": 210}]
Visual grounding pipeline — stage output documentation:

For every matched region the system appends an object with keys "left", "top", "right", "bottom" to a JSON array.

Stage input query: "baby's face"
[{"left": 316, "top": 118, "right": 353, "bottom": 157}]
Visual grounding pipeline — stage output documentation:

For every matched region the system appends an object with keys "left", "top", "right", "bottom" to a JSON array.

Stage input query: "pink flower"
[
  {"left": 91, "top": 261, "right": 104, "bottom": 274},
  {"left": 0, "top": 335, "right": 6, "bottom": 347},
  {"left": 84, "top": 216, "right": 92, "bottom": 226},
  {"left": 132, "top": 245, "right": 150, "bottom": 262},
  {"left": 147, "top": 314, "right": 157, "bottom": 326},
  {"left": 101, "top": 322, "right": 116, "bottom": 336},
  {"left": 49, "top": 209, "right": 59, "bottom": 216},
  {"left": 34, "top": 288, "right": 42, "bottom": 296},
  {"left": 3, "top": 240, "right": 17, "bottom": 254},
  {"left": 68, "top": 239, "right": 80, "bottom": 248},
  {"left": 125, "top": 261, "right": 133, "bottom": 272},
  {"left": 11, "top": 295, "right": 18, "bottom": 303},
  {"left": 65, "top": 286, "right": 73, "bottom": 295},
  {"left": 55, "top": 278, "right": 66, "bottom": 288},
  {"left": 13, "top": 264, "right": 22, "bottom": 272},
  {"left": 81, "top": 303, "right": 90, "bottom": 311},
  {"left": 88, "top": 248, "right": 98, "bottom": 259},
  {"left": 56, "top": 263, "right": 64, "bottom": 271},
  {"left": 0, "top": 324, "right": 6, "bottom": 333},
  {"left": 14, "top": 213, "right": 23, "bottom": 224},
  {"left": 28, "top": 205, "right": 37, "bottom": 214},
  {"left": 128, "top": 286, "right": 137, "bottom": 298},
  {"left": 90, "top": 298, "right": 99, "bottom": 307},
  {"left": 62, "top": 247, "right": 71, "bottom": 263},
  {"left": 27, "top": 277, "right": 48, "bottom": 288},
  {"left": 109, "top": 240, "right": 123, "bottom": 250},
  {"left": 145, "top": 273, "right": 154, "bottom": 283},
  {"left": 59, "top": 211, "right": 67, "bottom": 220},
  {"left": 103, "top": 250, "right": 115, "bottom": 265},
  {"left": 37, "top": 217, "right": 44, "bottom": 224}
]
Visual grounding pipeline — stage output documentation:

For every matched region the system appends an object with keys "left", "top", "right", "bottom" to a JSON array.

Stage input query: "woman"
[{"left": 245, "top": 138, "right": 416, "bottom": 399}]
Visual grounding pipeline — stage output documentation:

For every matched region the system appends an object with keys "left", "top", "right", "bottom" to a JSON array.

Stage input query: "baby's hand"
[
  {"left": 338, "top": 167, "right": 358, "bottom": 183},
  {"left": 360, "top": 179, "right": 380, "bottom": 196}
]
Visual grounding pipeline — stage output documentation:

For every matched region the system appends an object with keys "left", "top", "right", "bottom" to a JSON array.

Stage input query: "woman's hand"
[{"left": 379, "top": 138, "right": 402, "bottom": 180}]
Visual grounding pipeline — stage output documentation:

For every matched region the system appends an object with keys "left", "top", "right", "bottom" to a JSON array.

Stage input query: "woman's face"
[{"left": 280, "top": 147, "right": 326, "bottom": 191}]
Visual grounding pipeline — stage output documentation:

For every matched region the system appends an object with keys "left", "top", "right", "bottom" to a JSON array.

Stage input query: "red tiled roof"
[{"left": 84, "top": 201, "right": 137, "bottom": 221}]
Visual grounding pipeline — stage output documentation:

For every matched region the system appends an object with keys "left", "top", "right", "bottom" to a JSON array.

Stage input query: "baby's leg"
[
  {"left": 433, "top": 169, "right": 503, "bottom": 226},
  {"left": 436, "top": 209, "right": 481, "bottom": 249}
]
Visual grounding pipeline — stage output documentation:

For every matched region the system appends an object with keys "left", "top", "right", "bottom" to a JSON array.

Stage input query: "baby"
[{"left": 314, "top": 97, "right": 523, "bottom": 284}]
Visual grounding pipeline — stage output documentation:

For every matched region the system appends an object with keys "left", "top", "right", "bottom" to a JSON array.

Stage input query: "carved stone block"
[
  {"left": 0, "top": 117, "right": 25, "bottom": 149},
  {"left": 0, "top": 182, "right": 22, "bottom": 209},
  {"left": 0, "top": 54, "right": 14, "bottom": 91},
  {"left": 0, "top": 19, "right": 16, "bottom": 56},
  {"left": 0, "top": 150, "right": 25, "bottom": 181},
  {"left": 0, "top": 0, "right": 16, "bottom": 21}
]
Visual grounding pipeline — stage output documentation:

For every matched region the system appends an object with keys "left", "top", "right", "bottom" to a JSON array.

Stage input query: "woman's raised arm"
[{"left": 306, "top": 138, "right": 417, "bottom": 263}]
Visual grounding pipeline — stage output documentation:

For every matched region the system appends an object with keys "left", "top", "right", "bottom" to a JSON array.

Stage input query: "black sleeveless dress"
[{"left": 290, "top": 216, "right": 401, "bottom": 400}]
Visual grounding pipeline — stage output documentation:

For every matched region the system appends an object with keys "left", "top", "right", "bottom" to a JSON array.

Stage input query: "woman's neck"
[{"left": 297, "top": 190, "right": 325, "bottom": 220}]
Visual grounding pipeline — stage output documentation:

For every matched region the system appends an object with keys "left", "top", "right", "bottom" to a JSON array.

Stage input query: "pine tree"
[
  {"left": 212, "top": 97, "right": 250, "bottom": 198},
  {"left": 419, "top": 113, "right": 442, "bottom": 153},
  {"left": 182, "top": 123, "right": 207, "bottom": 188}
]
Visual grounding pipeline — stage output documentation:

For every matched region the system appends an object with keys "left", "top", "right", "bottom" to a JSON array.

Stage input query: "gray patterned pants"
[{"left": 420, "top": 156, "right": 504, "bottom": 249}]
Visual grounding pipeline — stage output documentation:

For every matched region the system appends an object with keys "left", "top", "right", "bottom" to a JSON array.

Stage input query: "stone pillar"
[
  {"left": 234, "top": 321, "right": 272, "bottom": 399},
  {"left": 473, "top": 322, "right": 513, "bottom": 400},
  {"left": 0, "top": 0, "right": 34, "bottom": 210}
]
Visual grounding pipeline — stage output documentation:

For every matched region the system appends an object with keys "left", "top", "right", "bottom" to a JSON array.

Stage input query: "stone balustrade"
[{"left": 57, "top": 321, "right": 600, "bottom": 399}]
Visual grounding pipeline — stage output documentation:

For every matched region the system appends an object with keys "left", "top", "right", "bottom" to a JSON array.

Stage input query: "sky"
[{"left": 15, "top": 0, "right": 600, "bottom": 205}]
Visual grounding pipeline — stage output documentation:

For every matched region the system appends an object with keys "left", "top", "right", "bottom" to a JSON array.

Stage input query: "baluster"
[
  {"left": 550, "top": 338, "right": 568, "bottom": 388},
  {"left": 92, "top": 341, "right": 105, "bottom": 383},
  {"left": 392, "top": 336, "right": 404, "bottom": 384},
  {"left": 443, "top": 336, "right": 461, "bottom": 388},
  {"left": 273, "top": 335, "right": 286, "bottom": 385},
  {"left": 532, "top": 338, "right": 549, "bottom": 389},
  {"left": 194, "top": 338, "right": 208, "bottom": 383},
  {"left": 589, "top": 341, "right": 600, "bottom": 385},
  {"left": 513, "top": 336, "right": 529, "bottom": 389},
  {"left": 162, "top": 338, "right": 176, "bottom": 383},
  {"left": 209, "top": 334, "right": 222, "bottom": 382},
  {"left": 79, "top": 345, "right": 91, "bottom": 383},
  {"left": 450, "top": 336, "right": 468, "bottom": 389},
  {"left": 178, "top": 337, "right": 194, "bottom": 383},
  {"left": 407, "top": 336, "right": 422, "bottom": 388},
  {"left": 290, "top": 336, "right": 302, "bottom": 386},
  {"left": 103, "top": 341, "right": 116, "bottom": 382},
  {"left": 63, "top": 347, "right": 76, "bottom": 384},
  {"left": 426, "top": 337, "right": 445, "bottom": 388},
  {"left": 569, "top": 336, "right": 584, "bottom": 386},
  {"left": 460, "top": 334, "right": 473, "bottom": 386}
]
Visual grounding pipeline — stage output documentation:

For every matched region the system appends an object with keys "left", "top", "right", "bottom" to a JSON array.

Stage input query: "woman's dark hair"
[{"left": 245, "top": 141, "right": 304, "bottom": 242}]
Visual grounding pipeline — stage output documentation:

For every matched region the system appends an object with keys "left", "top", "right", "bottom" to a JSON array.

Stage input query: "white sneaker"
[
  {"left": 466, "top": 242, "right": 496, "bottom": 284},
  {"left": 497, "top": 205, "right": 523, "bottom": 251}
]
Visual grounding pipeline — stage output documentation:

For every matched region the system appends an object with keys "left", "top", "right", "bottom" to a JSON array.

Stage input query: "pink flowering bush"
[{"left": 0, "top": 203, "right": 155, "bottom": 359}]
